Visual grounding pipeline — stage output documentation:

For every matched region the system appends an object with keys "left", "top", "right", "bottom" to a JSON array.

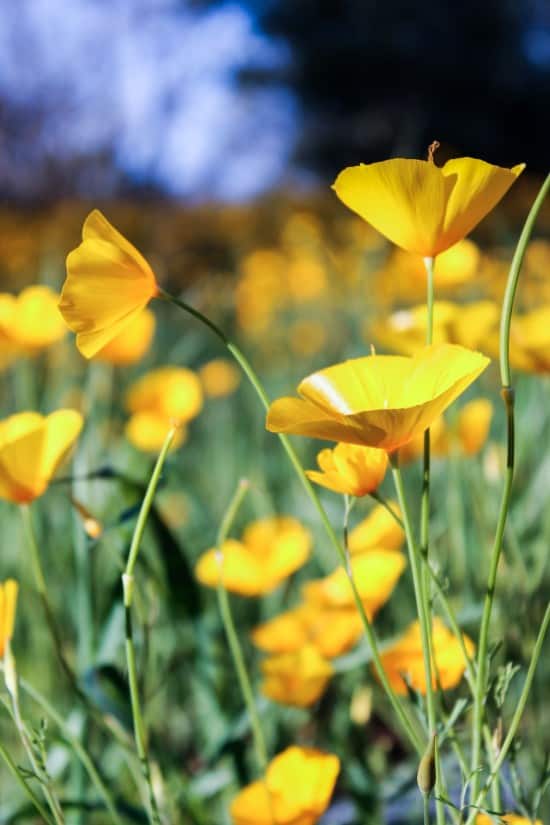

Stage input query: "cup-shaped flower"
[
  {"left": 306, "top": 442, "right": 387, "bottom": 496},
  {"left": 195, "top": 516, "right": 312, "bottom": 596},
  {"left": 266, "top": 344, "right": 490, "bottom": 453},
  {"left": 94, "top": 308, "right": 156, "bottom": 366},
  {"left": 348, "top": 501, "right": 404, "bottom": 554},
  {"left": 230, "top": 745, "right": 340, "bottom": 825},
  {"left": 252, "top": 603, "right": 363, "bottom": 660},
  {"left": 125, "top": 366, "right": 203, "bottom": 452},
  {"left": 378, "top": 618, "right": 474, "bottom": 695},
  {"left": 333, "top": 156, "right": 524, "bottom": 257},
  {"left": 0, "top": 579, "right": 18, "bottom": 656},
  {"left": 0, "top": 410, "right": 83, "bottom": 503},
  {"left": 59, "top": 210, "right": 158, "bottom": 357},
  {"left": 260, "top": 644, "right": 334, "bottom": 707}
]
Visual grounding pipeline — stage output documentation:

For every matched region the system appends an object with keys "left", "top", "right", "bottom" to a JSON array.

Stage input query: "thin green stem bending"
[
  {"left": 160, "top": 288, "right": 423, "bottom": 754},
  {"left": 215, "top": 480, "right": 268, "bottom": 771},
  {"left": 123, "top": 425, "right": 176, "bottom": 825}
]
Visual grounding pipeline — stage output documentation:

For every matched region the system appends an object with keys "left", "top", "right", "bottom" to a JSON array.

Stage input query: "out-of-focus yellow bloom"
[
  {"left": 0, "top": 580, "right": 18, "bottom": 656},
  {"left": 306, "top": 443, "right": 387, "bottom": 497},
  {"left": 230, "top": 745, "right": 340, "bottom": 825},
  {"left": 0, "top": 411, "right": 83, "bottom": 503},
  {"left": 286, "top": 255, "right": 327, "bottom": 302},
  {"left": 396, "top": 416, "right": 449, "bottom": 464},
  {"left": 267, "top": 344, "right": 490, "bottom": 452},
  {"left": 94, "top": 308, "right": 155, "bottom": 366},
  {"left": 333, "top": 156, "right": 524, "bottom": 257},
  {"left": 497, "top": 307, "right": 550, "bottom": 373},
  {"left": 427, "top": 239, "right": 481, "bottom": 287},
  {"left": 457, "top": 399, "right": 493, "bottom": 455},
  {"left": 125, "top": 366, "right": 203, "bottom": 452},
  {"left": 253, "top": 602, "right": 364, "bottom": 660},
  {"left": 303, "top": 550, "right": 406, "bottom": 614},
  {"left": 60, "top": 210, "right": 158, "bottom": 357},
  {"left": 260, "top": 644, "right": 334, "bottom": 707},
  {"left": 198, "top": 358, "right": 241, "bottom": 398},
  {"left": 371, "top": 302, "right": 457, "bottom": 356},
  {"left": 476, "top": 815, "right": 542, "bottom": 825},
  {"left": 0, "top": 287, "right": 66, "bottom": 359},
  {"left": 195, "top": 516, "right": 312, "bottom": 596},
  {"left": 378, "top": 618, "right": 475, "bottom": 695},
  {"left": 450, "top": 301, "right": 499, "bottom": 351},
  {"left": 348, "top": 502, "right": 404, "bottom": 554}
]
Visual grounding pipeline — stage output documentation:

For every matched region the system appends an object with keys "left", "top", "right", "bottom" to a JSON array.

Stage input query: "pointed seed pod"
[{"left": 417, "top": 733, "right": 437, "bottom": 796}]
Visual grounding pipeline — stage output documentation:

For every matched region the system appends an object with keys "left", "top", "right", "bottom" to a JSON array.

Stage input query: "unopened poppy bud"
[{"left": 417, "top": 733, "right": 436, "bottom": 796}]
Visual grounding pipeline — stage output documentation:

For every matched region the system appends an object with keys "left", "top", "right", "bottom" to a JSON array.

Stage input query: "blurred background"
[{"left": 1, "top": 0, "right": 549, "bottom": 206}]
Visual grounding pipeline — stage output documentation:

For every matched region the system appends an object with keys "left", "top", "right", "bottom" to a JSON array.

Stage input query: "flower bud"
[{"left": 417, "top": 733, "right": 436, "bottom": 796}]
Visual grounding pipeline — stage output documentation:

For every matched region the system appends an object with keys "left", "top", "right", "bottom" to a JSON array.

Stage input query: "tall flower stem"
[
  {"left": 214, "top": 479, "right": 268, "bottom": 771},
  {"left": 0, "top": 738, "right": 55, "bottom": 825},
  {"left": 390, "top": 456, "right": 437, "bottom": 734},
  {"left": 469, "top": 172, "right": 550, "bottom": 808},
  {"left": 158, "top": 288, "right": 423, "bottom": 755},
  {"left": 123, "top": 425, "right": 176, "bottom": 825}
]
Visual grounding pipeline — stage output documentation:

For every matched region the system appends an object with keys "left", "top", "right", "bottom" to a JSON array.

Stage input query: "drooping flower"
[
  {"left": 0, "top": 580, "right": 18, "bottom": 656},
  {"left": 306, "top": 442, "right": 387, "bottom": 497},
  {"left": 93, "top": 308, "right": 156, "bottom": 366},
  {"left": 266, "top": 344, "right": 490, "bottom": 453},
  {"left": 333, "top": 156, "right": 524, "bottom": 257},
  {"left": 348, "top": 501, "right": 404, "bottom": 554},
  {"left": 0, "top": 411, "right": 83, "bottom": 503},
  {"left": 303, "top": 550, "right": 406, "bottom": 614},
  {"left": 195, "top": 516, "right": 312, "bottom": 596},
  {"left": 378, "top": 618, "right": 474, "bottom": 695},
  {"left": 198, "top": 358, "right": 241, "bottom": 398},
  {"left": 260, "top": 644, "right": 334, "bottom": 707},
  {"left": 230, "top": 746, "right": 340, "bottom": 825},
  {"left": 125, "top": 366, "right": 203, "bottom": 452},
  {"left": 59, "top": 210, "right": 158, "bottom": 357}
]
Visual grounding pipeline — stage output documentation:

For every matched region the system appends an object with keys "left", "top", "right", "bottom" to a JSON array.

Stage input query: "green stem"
[
  {"left": 470, "top": 172, "right": 550, "bottom": 807},
  {"left": 159, "top": 288, "right": 423, "bottom": 755},
  {"left": 466, "top": 602, "right": 550, "bottom": 823},
  {"left": 0, "top": 737, "right": 55, "bottom": 825},
  {"left": 390, "top": 457, "right": 436, "bottom": 740},
  {"left": 214, "top": 480, "right": 268, "bottom": 771},
  {"left": 424, "top": 793, "right": 431, "bottom": 825},
  {"left": 123, "top": 425, "right": 176, "bottom": 825},
  {"left": 2, "top": 668, "right": 124, "bottom": 825}
]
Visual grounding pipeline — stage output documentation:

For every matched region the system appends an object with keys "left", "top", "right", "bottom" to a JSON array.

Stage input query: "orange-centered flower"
[
  {"left": 0, "top": 410, "right": 83, "bottom": 503},
  {"left": 0, "top": 579, "right": 18, "bottom": 657},
  {"left": 230, "top": 745, "right": 340, "bottom": 825},
  {"left": 266, "top": 344, "right": 489, "bottom": 453},
  {"left": 306, "top": 442, "right": 388, "bottom": 496},
  {"left": 333, "top": 156, "right": 524, "bottom": 257},
  {"left": 59, "top": 210, "right": 158, "bottom": 357}
]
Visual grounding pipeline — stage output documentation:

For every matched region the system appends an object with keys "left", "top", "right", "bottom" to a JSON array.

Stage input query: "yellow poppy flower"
[
  {"left": 0, "top": 410, "right": 83, "bottom": 503},
  {"left": 230, "top": 745, "right": 340, "bottom": 825},
  {"left": 306, "top": 442, "right": 387, "bottom": 497},
  {"left": 195, "top": 516, "right": 312, "bottom": 596},
  {"left": 260, "top": 644, "right": 334, "bottom": 707},
  {"left": 0, "top": 579, "right": 18, "bottom": 656},
  {"left": 125, "top": 366, "right": 203, "bottom": 452},
  {"left": 198, "top": 358, "right": 241, "bottom": 398},
  {"left": 348, "top": 501, "right": 404, "bottom": 554},
  {"left": 252, "top": 602, "right": 363, "bottom": 660},
  {"left": 378, "top": 618, "right": 474, "bottom": 695},
  {"left": 333, "top": 156, "right": 524, "bottom": 257},
  {"left": 94, "top": 308, "right": 155, "bottom": 366},
  {"left": 476, "top": 815, "right": 542, "bottom": 825},
  {"left": 59, "top": 210, "right": 158, "bottom": 357},
  {"left": 0, "top": 286, "right": 66, "bottom": 356},
  {"left": 266, "top": 344, "right": 490, "bottom": 453},
  {"left": 303, "top": 550, "right": 406, "bottom": 614}
]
